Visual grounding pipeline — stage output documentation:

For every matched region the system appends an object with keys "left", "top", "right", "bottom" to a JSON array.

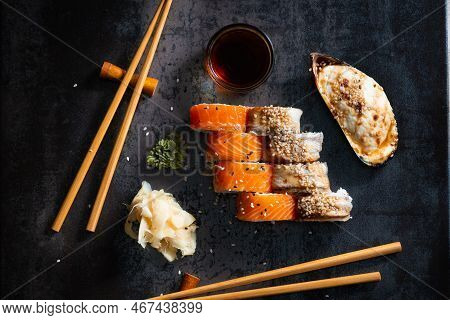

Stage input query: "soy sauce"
[{"left": 206, "top": 24, "right": 273, "bottom": 92}]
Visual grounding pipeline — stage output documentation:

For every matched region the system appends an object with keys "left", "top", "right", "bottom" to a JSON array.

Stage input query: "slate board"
[{"left": 1, "top": 0, "right": 448, "bottom": 299}]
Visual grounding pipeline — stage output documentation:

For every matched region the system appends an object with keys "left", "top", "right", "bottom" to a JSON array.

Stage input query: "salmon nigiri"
[
  {"left": 190, "top": 104, "right": 248, "bottom": 131},
  {"left": 236, "top": 192, "right": 297, "bottom": 222},
  {"left": 207, "top": 131, "right": 263, "bottom": 162},
  {"left": 213, "top": 161, "right": 272, "bottom": 193}
]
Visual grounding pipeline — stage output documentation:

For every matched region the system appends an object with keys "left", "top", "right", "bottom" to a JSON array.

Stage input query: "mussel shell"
[{"left": 311, "top": 53, "right": 398, "bottom": 166}]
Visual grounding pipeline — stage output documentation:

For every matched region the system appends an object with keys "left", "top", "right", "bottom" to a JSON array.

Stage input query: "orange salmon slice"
[
  {"left": 236, "top": 192, "right": 298, "bottom": 222},
  {"left": 213, "top": 161, "right": 272, "bottom": 193},
  {"left": 207, "top": 131, "right": 263, "bottom": 162},
  {"left": 190, "top": 104, "right": 248, "bottom": 131}
]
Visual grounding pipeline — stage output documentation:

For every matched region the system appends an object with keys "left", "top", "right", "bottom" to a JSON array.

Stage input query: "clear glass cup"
[{"left": 204, "top": 24, "right": 274, "bottom": 93}]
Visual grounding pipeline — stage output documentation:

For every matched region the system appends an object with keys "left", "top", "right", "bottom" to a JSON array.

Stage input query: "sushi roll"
[
  {"left": 272, "top": 162, "right": 330, "bottom": 193},
  {"left": 206, "top": 131, "right": 263, "bottom": 162},
  {"left": 265, "top": 132, "right": 323, "bottom": 163},
  {"left": 213, "top": 161, "right": 272, "bottom": 193},
  {"left": 246, "top": 106, "right": 302, "bottom": 135},
  {"left": 297, "top": 188, "right": 352, "bottom": 222},
  {"left": 236, "top": 192, "right": 298, "bottom": 222},
  {"left": 190, "top": 104, "right": 248, "bottom": 132}
]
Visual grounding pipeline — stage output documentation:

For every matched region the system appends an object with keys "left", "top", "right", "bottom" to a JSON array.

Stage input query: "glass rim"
[{"left": 205, "top": 23, "right": 274, "bottom": 93}]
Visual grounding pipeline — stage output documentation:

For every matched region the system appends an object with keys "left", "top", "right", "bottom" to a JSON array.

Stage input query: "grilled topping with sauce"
[
  {"left": 272, "top": 162, "right": 330, "bottom": 193},
  {"left": 298, "top": 188, "right": 352, "bottom": 222},
  {"left": 311, "top": 53, "right": 398, "bottom": 166},
  {"left": 265, "top": 132, "right": 323, "bottom": 163},
  {"left": 247, "top": 106, "right": 302, "bottom": 135}
]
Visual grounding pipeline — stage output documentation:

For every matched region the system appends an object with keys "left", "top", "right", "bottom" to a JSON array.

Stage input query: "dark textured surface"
[{"left": 0, "top": 0, "right": 448, "bottom": 299}]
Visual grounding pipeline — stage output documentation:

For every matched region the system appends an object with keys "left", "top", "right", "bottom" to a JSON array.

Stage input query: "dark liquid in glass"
[{"left": 209, "top": 28, "right": 272, "bottom": 89}]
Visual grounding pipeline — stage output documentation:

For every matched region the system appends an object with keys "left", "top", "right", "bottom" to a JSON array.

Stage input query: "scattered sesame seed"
[
  {"left": 176, "top": 78, "right": 180, "bottom": 83},
  {"left": 209, "top": 249, "right": 213, "bottom": 254},
  {"left": 57, "top": 259, "right": 61, "bottom": 263},
  {"left": 170, "top": 107, "right": 174, "bottom": 111},
  {"left": 126, "top": 156, "right": 130, "bottom": 161},
  {"left": 146, "top": 131, "right": 150, "bottom": 136},
  {"left": 73, "top": 83, "right": 77, "bottom": 87},
  {"left": 178, "top": 270, "right": 181, "bottom": 275},
  {"left": 231, "top": 244, "right": 236, "bottom": 247},
  {"left": 143, "top": 126, "right": 147, "bottom": 131}
]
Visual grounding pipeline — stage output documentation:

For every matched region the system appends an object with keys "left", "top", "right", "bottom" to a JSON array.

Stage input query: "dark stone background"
[{"left": 1, "top": 0, "right": 448, "bottom": 299}]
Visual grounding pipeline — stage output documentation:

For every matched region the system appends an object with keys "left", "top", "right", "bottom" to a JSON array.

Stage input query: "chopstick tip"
[{"left": 374, "top": 271, "right": 382, "bottom": 281}]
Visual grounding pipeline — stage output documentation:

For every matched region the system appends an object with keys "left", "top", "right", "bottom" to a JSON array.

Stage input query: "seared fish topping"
[
  {"left": 265, "top": 132, "right": 323, "bottom": 163},
  {"left": 247, "top": 106, "right": 302, "bottom": 135},
  {"left": 311, "top": 53, "right": 398, "bottom": 166},
  {"left": 298, "top": 188, "right": 352, "bottom": 222},
  {"left": 272, "top": 162, "right": 330, "bottom": 193}
]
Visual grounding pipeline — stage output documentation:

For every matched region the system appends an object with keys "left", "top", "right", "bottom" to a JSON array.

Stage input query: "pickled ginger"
[{"left": 125, "top": 181, "right": 197, "bottom": 262}]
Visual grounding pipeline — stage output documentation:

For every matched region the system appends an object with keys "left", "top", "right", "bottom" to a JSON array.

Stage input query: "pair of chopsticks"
[
  {"left": 150, "top": 242, "right": 402, "bottom": 300},
  {"left": 52, "top": 0, "right": 173, "bottom": 233}
]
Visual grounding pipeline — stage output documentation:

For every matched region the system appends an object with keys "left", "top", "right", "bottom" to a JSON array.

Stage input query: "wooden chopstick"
[
  {"left": 51, "top": 0, "right": 166, "bottom": 232},
  {"left": 150, "top": 242, "right": 401, "bottom": 299},
  {"left": 179, "top": 273, "right": 201, "bottom": 291},
  {"left": 86, "top": 0, "right": 173, "bottom": 232},
  {"left": 189, "top": 272, "right": 381, "bottom": 300}
]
